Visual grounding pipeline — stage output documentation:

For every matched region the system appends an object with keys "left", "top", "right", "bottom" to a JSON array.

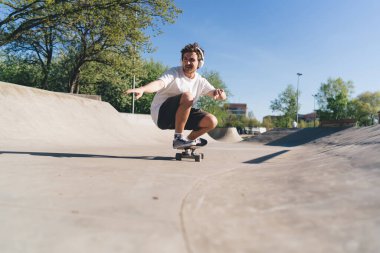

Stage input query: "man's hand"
[
  {"left": 125, "top": 80, "right": 165, "bottom": 99},
  {"left": 125, "top": 87, "right": 144, "bottom": 100},
  {"left": 212, "top": 89, "right": 226, "bottom": 100}
]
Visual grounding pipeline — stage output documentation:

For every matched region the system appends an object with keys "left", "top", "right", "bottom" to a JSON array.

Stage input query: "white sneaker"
[{"left": 173, "top": 137, "right": 196, "bottom": 149}]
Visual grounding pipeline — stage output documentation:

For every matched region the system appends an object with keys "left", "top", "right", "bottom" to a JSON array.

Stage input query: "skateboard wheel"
[
  {"left": 195, "top": 154, "right": 201, "bottom": 162},
  {"left": 175, "top": 153, "right": 182, "bottom": 161},
  {"left": 200, "top": 153, "right": 204, "bottom": 159}
]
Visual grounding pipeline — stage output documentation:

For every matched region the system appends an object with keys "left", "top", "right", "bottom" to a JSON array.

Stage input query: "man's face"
[{"left": 182, "top": 52, "right": 199, "bottom": 75}]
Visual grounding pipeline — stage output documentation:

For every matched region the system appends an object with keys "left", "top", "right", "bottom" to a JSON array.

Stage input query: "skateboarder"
[{"left": 126, "top": 42, "right": 227, "bottom": 149}]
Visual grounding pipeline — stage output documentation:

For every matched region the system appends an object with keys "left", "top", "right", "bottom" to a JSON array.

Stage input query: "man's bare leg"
[
  {"left": 187, "top": 113, "right": 218, "bottom": 140},
  {"left": 175, "top": 92, "right": 193, "bottom": 134}
]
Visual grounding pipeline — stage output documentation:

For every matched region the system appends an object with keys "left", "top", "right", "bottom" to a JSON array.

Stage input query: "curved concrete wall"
[
  {"left": 0, "top": 82, "right": 153, "bottom": 148},
  {"left": 208, "top": 127, "right": 242, "bottom": 142},
  {"left": 0, "top": 82, "right": 217, "bottom": 149}
]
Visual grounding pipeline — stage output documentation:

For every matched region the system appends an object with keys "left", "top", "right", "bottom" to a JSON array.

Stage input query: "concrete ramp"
[
  {"left": 0, "top": 81, "right": 218, "bottom": 149},
  {"left": 208, "top": 127, "right": 242, "bottom": 142},
  {"left": 313, "top": 125, "right": 380, "bottom": 170},
  {"left": 247, "top": 127, "right": 349, "bottom": 146},
  {"left": 0, "top": 82, "right": 135, "bottom": 148},
  {"left": 246, "top": 128, "right": 300, "bottom": 144}
]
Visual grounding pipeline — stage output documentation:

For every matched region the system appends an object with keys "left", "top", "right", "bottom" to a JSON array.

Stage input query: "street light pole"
[
  {"left": 132, "top": 12, "right": 137, "bottom": 114},
  {"left": 313, "top": 94, "right": 317, "bottom": 127},
  {"left": 296, "top": 73, "right": 302, "bottom": 124},
  {"left": 132, "top": 74, "right": 136, "bottom": 114}
]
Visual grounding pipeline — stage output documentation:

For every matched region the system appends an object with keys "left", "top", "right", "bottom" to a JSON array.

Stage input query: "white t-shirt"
[{"left": 150, "top": 66, "right": 215, "bottom": 125}]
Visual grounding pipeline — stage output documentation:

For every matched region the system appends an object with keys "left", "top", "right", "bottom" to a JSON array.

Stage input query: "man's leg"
[
  {"left": 175, "top": 92, "right": 193, "bottom": 134},
  {"left": 159, "top": 92, "right": 217, "bottom": 146},
  {"left": 157, "top": 93, "right": 197, "bottom": 148},
  {"left": 187, "top": 113, "right": 218, "bottom": 140}
]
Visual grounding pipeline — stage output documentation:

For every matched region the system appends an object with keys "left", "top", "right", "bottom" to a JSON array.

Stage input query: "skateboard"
[{"left": 175, "top": 138, "right": 207, "bottom": 162}]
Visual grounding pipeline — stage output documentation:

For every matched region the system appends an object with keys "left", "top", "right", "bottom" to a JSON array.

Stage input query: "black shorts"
[{"left": 157, "top": 94, "right": 207, "bottom": 131}]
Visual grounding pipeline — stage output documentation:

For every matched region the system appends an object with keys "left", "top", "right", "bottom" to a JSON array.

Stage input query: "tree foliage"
[
  {"left": 0, "top": 53, "right": 42, "bottom": 86},
  {"left": 262, "top": 116, "right": 274, "bottom": 129},
  {"left": 224, "top": 113, "right": 261, "bottom": 133},
  {"left": 314, "top": 78, "right": 380, "bottom": 126},
  {"left": 270, "top": 84, "right": 298, "bottom": 128},
  {"left": 133, "top": 59, "right": 169, "bottom": 114},
  {"left": 0, "top": 0, "right": 181, "bottom": 93},
  {"left": 349, "top": 91, "right": 380, "bottom": 126},
  {"left": 79, "top": 59, "right": 169, "bottom": 113},
  {"left": 316, "top": 77, "right": 354, "bottom": 120}
]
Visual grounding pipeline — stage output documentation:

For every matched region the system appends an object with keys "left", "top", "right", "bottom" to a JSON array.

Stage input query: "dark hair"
[{"left": 181, "top": 42, "right": 204, "bottom": 61}]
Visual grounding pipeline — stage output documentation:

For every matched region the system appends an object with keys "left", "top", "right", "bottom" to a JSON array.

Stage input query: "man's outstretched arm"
[{"left": 125, "top": 80, "right": 165, "bottom": 99}]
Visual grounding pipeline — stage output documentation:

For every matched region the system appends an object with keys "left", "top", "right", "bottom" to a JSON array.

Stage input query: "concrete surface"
[
  {"left": 247, "top": 127, "right": 351, "bottom": 147},
  {"left": 1, "top": 81, "right": 380, "bottom": 253},
  {"left": 208, "top": 127, "right": 242, "bottom": 142}
]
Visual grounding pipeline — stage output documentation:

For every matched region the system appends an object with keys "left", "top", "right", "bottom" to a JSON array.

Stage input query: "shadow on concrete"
[
  {"left": 244, "top": 150, "right": 289, "bottom": 164},
  {"left": 0, "top": 151, "right": 174, "bottom": 161},
  {"left": 266, "top": 128, "right": 346, "bottom": 147}
]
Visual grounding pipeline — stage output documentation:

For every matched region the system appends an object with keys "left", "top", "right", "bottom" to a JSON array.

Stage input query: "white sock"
[{"left": 174, "top": 133, "right": 183, "bottom": 139}]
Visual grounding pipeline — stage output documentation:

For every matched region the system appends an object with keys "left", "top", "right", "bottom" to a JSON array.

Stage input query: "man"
[{"left": 126, "top": 42, "right": 226, "bottom": 148}]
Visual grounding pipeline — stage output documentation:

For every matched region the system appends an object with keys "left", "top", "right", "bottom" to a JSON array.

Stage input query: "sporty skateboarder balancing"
[{"left": 126, "top": 42, "right": 227, "bottom": 149}]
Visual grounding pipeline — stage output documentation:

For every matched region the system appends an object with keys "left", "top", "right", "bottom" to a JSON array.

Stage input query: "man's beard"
[{"left": 183, "top": 65, "right": 196, "bottom": 74}]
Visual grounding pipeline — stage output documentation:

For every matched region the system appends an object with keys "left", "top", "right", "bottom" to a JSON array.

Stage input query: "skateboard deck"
[{"left": 175, "top": 138, "right": 207, "bottom": 162}]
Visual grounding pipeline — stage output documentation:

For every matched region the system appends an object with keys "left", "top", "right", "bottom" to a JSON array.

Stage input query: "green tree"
[
  {"left": 244, "top": 114, "right": 261, "bottom": 134},
  {"left": 133, "top": 60, "right": 169, "bottom": 114},
  {"left": 357, "top": 91, "right": 380, "bottom": 125},
  {"left": 299, "top": 120, "right": 307, "bottom": 128},
  {"left": 262, "top": 116, "right": 274, "bottom": 129},
  {"left": 224, "top": 114, "right": 240, "bottom": 128},
  {"left": 0, "top": 0, "right": 181, "bottom": 93},
  {"left": 79, "top": 61, "right": 130, "bottom": 112},
  {"left": 0, "top": 54, "right": 42, "bottom": 86},
  {"left": 1, "top": 1, "right": 181, "bottom": 45},
  {"left": 1, "top": 24, "right": 57, "bottom": 89},
  {"left": 316, "top": 77, "right": 354, "bottom": 120},
  {"left": 349, "top": 91, "right": 380, "bottom": 126},
  {"left": 247, "top": 111, "right": 261, "bottom": 129},
  {"left": 270, "top": 84, "right": 298, "bottom": 128},
  {"left": 78, "top": 59, "right": 169, "bottom": 113}
]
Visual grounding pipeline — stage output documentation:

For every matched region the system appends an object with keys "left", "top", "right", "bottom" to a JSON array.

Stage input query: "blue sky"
[{"left": 144, "top": 0, "right": 380, "bottom": 120}]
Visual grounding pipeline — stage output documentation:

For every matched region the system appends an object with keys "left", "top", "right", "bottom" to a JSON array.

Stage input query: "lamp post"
[
  {"left": 313, "top": 94, "right": 317, "bottom": 127},
  {"left": 296, "top": 73, "right": 302, "bottom": 124},
  {"left": 132, "top": 74, "right": 136, "bottom": 114},
  {"left": 132, "top": 12, "right": 138, "bottom": 114}
]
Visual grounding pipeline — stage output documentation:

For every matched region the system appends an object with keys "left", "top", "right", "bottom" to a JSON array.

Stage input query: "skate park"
[{"left": 1, "top": 81, "right": 380, "bottom": 253}]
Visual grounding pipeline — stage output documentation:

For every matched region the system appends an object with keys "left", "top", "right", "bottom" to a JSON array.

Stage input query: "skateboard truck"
[{"left": 175, "top": 147, "right": 204, "bottom": 162}]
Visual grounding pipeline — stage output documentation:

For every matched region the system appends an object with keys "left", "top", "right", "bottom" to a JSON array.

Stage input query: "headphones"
[{"left": 196, "top": 47, "right": 205, "bottom": 68}]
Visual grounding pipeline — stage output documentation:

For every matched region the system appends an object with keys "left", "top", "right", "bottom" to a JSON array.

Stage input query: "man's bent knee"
[
  {"left": 202, "top": 114, "right": 218, "bottom": 130},
  {"left": 209, "top": 115, "right": 218, "bottom": 129},
  {"left": 180, "top": 92, "right": 194, "bottom": 107}
]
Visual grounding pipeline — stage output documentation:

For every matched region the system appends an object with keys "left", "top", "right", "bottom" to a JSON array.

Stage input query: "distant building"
[
  {"left": 299, "top": 112, "right": 317, "bottom": 123},
  {"left": 225, "top": 103, "right": 247, "bottom": 117}
]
